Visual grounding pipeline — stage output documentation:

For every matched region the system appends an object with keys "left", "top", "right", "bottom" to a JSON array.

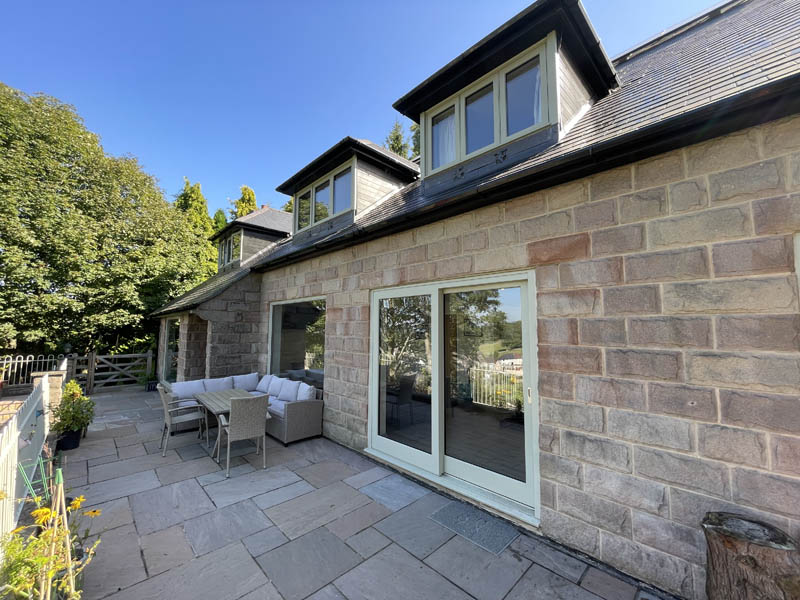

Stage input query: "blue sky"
[{"left": 1, "top": 0, "right": 716, "bottom": 215}]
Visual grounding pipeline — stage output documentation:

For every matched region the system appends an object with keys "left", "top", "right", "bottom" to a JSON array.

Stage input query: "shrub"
[{"left": 52, "top": 381, "right": 94, "bottom": 435}]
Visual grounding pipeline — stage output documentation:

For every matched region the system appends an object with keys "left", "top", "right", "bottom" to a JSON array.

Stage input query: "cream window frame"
[
  {"left": 266, "top": 295, "right": 327, "bottom": 378},
  {"left": 421, "top": 32, "right": 557, "bottom": 177},
  {"left": 293, "top": 157, "right": 357, "bottom": 233}
]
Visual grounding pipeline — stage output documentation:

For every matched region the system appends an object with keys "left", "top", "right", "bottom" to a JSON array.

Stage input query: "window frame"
[
  {"left": 292, "top": 157, "right": 357, "bottom": 233},
  {"left": 421, "top": 34, "right": 556, "bottom": 177},
  {"left": 217, "top": 230, "right": 242, "bottom": 269},
  {"left": 266, "top": 294, "right": 327, "bottom": 380}
]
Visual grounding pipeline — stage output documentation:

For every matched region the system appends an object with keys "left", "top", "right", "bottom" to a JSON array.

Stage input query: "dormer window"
[
  {"left": 422, "top": 43, "right": 550, "bottom": 175},
  {"left": 217, "top": 230, "right": 241, "bottom": 269},
  {"left": 294, "top": 159, "right": 354, "bottom": 232}
]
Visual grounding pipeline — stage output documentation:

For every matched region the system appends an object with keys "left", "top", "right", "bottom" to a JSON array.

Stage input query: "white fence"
[
  {"left": 470, "top": 364, "right": 524, "bottom": 410},
  {"left": 0, "top": 354, "right": 65, "bottom": 389},
  {"left": 0, "top": 376, "right": 49, "bottom": 537}
]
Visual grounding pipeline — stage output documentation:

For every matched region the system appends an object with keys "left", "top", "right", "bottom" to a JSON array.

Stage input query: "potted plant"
[{"left": 53, "top": 381, "right": 95, "bottom": 452}]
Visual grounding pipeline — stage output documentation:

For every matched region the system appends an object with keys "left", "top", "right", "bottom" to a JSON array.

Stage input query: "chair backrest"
[
  {"left": 157, "top": 384, "right": 174, "bottom": 426},
  {"left": 398, "top": 375, "right": 416, "bottom": 403},
  {"left": 228, "top": 394, "right": 270, "bottom": 441}
]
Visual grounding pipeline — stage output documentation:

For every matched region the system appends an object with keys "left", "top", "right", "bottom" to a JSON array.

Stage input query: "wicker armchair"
[
  {"left": 214, "top": 394, "right": 270, "bottom": 477},
  {"left": 157, "top": 384, "right": 208, "bottom": 457}
]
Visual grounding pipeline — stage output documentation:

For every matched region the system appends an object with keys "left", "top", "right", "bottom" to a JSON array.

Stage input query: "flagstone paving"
[{"left": 68, "top": 389, "right": 674, "bottom": 600}]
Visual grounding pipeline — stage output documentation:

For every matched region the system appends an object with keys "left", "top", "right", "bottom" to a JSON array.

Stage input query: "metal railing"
[
  {"left": 0, "top": 354, "right": 66, "bottom": 389},
  {"left": 469, "top": 364, "right": 524, "bottom": 410}
]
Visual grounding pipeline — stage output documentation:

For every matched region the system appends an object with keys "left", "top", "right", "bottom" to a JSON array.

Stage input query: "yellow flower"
[
  {"left": 69, "top": 495, "right": 86, "bottom": 511},
  {"left": 32, "top": 507, "right": 53, "bottom": 525},
  {"left": 84, "top": 509, "right": 102, "bottom": 518}
]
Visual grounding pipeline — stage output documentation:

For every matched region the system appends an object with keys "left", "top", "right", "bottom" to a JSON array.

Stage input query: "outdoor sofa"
[{"left": 164, "top": 372, "right": 323, "bottom": 444}]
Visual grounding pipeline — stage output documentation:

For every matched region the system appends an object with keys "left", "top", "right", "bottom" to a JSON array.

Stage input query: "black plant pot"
[{"left": 56, "top": 429, "right": 82, "bottom": 451}]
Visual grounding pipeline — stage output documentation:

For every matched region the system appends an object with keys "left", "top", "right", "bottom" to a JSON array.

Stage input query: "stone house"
[{"left": 153, "top": 0, "right": 800, "bottom": 597}]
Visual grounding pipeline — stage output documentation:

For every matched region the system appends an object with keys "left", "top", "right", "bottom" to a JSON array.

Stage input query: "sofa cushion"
[
  {"left": 233, "top": 373, "right": 259, "bottom": 391},
  {"left": 204, "top": 377, "right": 233, "bottom": 392},
  {"left": 178, "top": 399, "right": 201, "bottom": 408},
  {"left": 297, "top": 382, "right": 316, "bottom": 401},
  {"left": 268, "top": 376, "right": 285, "bottom": 397},
  {"left": 170, "top": 379, "right": 205, "bottom": 400},
  {"left": 268, "top": 398, "right": 286, "bottom": 417},
  {"left": 256, "top": 374, "right": 273, "bottom": 393},
  {"left": 278, "top": 379, "right": 301, "bottom": 403}
]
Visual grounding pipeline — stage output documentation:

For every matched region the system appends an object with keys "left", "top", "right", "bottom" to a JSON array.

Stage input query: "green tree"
[
  {"left": 0, "top": 83, "right": 211, "bottom": 354},
  {"left": 212, "top": 208, "right": 227, "bottom": 232},
  {"left": 410, "top": 122, "right": 420, "bottom": 157},
  {"left": 229, "top": 185, "right": 258, "bottom": 219},
  {"left": 281, "top": 197, "right": 293, "bottom": 213},
  {"left": 384, "top": 119, "right": 410, "bottom": 159},
  {"left": 174, "top": 178, "right": 216, "bottom": 279}
]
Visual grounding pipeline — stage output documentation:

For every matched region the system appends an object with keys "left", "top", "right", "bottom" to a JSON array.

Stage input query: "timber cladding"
[{"left": 257, "top": 113, "right": 800, "bottom": 599}]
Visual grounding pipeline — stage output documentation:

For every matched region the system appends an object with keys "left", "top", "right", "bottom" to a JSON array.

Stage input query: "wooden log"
[{"left": 702, "top": 512, "right": 800, "bottom": 600}]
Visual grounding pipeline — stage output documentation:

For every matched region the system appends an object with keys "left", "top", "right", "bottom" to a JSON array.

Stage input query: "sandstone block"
[
  {"left": 771, "top": 435, "right": 800, "bottom": 476},
  {"left": 608, "top": 409, "right": 694, "bottom": 451},
  {"left": 632, "top": 512, "right": 706, "bottom": 564},
  {"left": 717, "top": 314, "right": 800, "bottom": 351},
  {"left": 540, "top": 398, "right": 604, "bottom": 432},
  {"left": 473, "top": 247, "right": 527, "bottom": 272},
  {"left": 669, "top": 487, "right": 790, "bottom": 532},
  {"left": 433, "top": 256, "right": 473, "bottom": 278},
  {"left": 591, "top": 166, "right": 632, "bottom": 201},
  {"left": 519, "top": 211, "right": 573, "bottom": 242},
  {"left": 709, "top": 159, "right": 786, "bottom": 204},
  {"left": 488, "top": 223, "right": 518, "bottom": 248},
  {"left": 462, "top": 230, "right": 488, "bottom": 251},
  {"left": 733, "top": 467, "right": 800, "bottom": 518},
  {"left": 576, "top": 376, "right": 645, "bottom": 410},
  {"left": 635, "top": 151, "right": 685, "bottom": 189},
  {"left": 399, "top": 246, "right": 426, "bottom": 265},
  {"left": 698, "top": 424, "right": 767, "bottom": 467},
  {"left": 686, "top": 129, "right": 760, "bottom": 176},
  {"left": 538, "top": 289, "right": 601, "bottom": 316},
  {"left": 619, "top": 188, "right": 668, "bottom": 223},
  {"left": 761, "top": 114, "right": 800, "bottom": 156},
  {"left": 427, "top": 237, "right": 460, "bottom": 259},
  {"left": 752, "top": 194, "right": 800, "bottom": 234},
  {"left": 625, "top": 247, "right": 709, "bottom": 283},
  {"left": 575, "top": 199, "right": 617, "bottom": 231},
  {"left": 648, "top": 382, "right": 717, "bottom": 421},
  {"left": 603, "top": 285, "right": 661, "bottom": 315},
  {"left": 606, "top": 349, "right": 683, "bottom": 381},
  {"left": 539, "top": 345, "right": 602, "bottom": 374},
  {"left": 669, "top": 177, "right": 708, "bottom": 213},
  {"left": 591, "top": 224, "right": 645, "bottom": 256},
  {"left": 559, "top": 486, "right": 632, "bottom": 537},
  {"left": 578, "top": 318, "right": 627, "bottom": 347},
  {"left": 584, "top": 465, "right": 669, "bottom": 517},
  {"left": 663, "top": 276, "right": 798, "bottom": 314},
  {"left": 547, "top": 180, "right": 590, "bottom": 210},
  {"left": 540, "top": 452, "right": 583, "bottom": 488},
  {"left": 634, "top": 447, "right": 730, "bottom": 498},
  {"left": 538, "top": 318, "right": 578, "bottom": 344},
  {"left": 628, "top": 316, "right": 712, "bottom": 348},
  {"left": 540, "top": 507, "right": 600, "bottom": 557},
  {"left": 719, "top": 388, "right": 800, "bottom": 434},
  {"left": 647, "top": 204, "right": 751, "bottom": 249},
  {"left": 712, "top": 235, "right": 793, "bottom": 277},
  {"left": 536, "top": 264, "right": 559, "bottom": 289},
  {"left": 504, "top": 192, "right": 546, "bottom": 220},
  {"left": 540, "top": 479, "right": 556, "bottom": 508},
  {"left": 538, "top": 371, "right": 574, "bottom": 400},
  {"left": 527, "top": 233, "right": 590, "bottom": 265},
  {"left": 688, "top": 351, "right": 800, "bottom": 394},
  {"left": 539, "top": 424, "right": 560, "bottom": 453},
  {"left": 561, "top": 430, "right": 632, "bottom": 472},
  {"left": 559, "top": 257, "right": 623, "bottom": 288}
]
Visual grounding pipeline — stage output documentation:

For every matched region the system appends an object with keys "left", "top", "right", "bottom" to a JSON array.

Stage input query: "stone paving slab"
[
  {"left": 197, "top": 462, "right": 254, "bottom": 485},
  {"left": 117, "top": 443, "right": 147, "bottom": 460},
  {"left": 257, "top": 527, "right": 361, "bottom": 600},
  {"left": 87, "top": 453, "right": 120, "bottom": 467},
  {"left": 265, "top": 481, "right": 373, "bottom": 540},
  {"left": 75, "top": 470, "right": 161, "bottom": 506},
  {"left": 113, "top": 430, "right": 164, "bottom": 448},
  {"left": 506, "top": 563, "right": 601, "bottom": 600},
  {"left": 89, "top": 450, "right": 182, "bottom": 483},
  {"left": 425, "top": 534, "right": 532, "bottom": 600},
  {"left": 373, "top": 492, "right": 454, "bottom": 559},
  {"left": 203, "top": 466, "right": 302, "bottom": 508},
  {"left": 307, "top": 585, "right": 348, "bottom": 600},
  {"left": 184, "top": 499, "right": 273, "bottom": 556},
  {"left": 509, "top": 535, "right": 589, "bottom": 583},
  {"left": 296, "top": 460, "right": 359, "bottom": 488},
  {"left": 84, "top": 497, "right": 133, "bottom": 536},
  {"left": 85, "top": 424, "right": 138, "bottom": 441},
  {"left": 294, "top": 438, "right": 376, "bottom": 471},
  {"left": 335, "top": 543, "right": 473, "bottom": 600},
  {"left": 131, "top": 478, "right": 216, "bottom": 535},
  {"left": 431, "top": 500, "right": 520, "bottom": 555},
  {"left": 243, "top": 525, "right": 289, "bottom": 557},
  {"left": 140, "top": 525, "right": 194, "bottom": 576},
  {"left": 156, "top": 456, "right": 220, "bottom": 485},
  {"left": 342, "top": 466, "right": 391, "bottom": 490},
  {"left": 62, "top": 438, "right": 117, "bottom": 461},
  {"left": 325, "top": 501, "right": 391, "bottom": 540},
  {"left": 144, "top": 432, "right": 207, "bottom": 454},
  {"left": 104, "top": 541, "right": 267, "bottom": 600},
  {"left": 582, "top": 567, "right": 638, "bottom": 600},
  {"left": 136, "top": 420, "right": 164, "bottom": 434},
  {"left": 83, "top": 524, "right": 147, "bottom": 600},
  {"left": 238, "top": 582, "right": 284, "bottom": 600},
  {"left": 252, "top": 480, "right": 315, "bottom": 510},
  {"left": 345, "top": 527, "right": 391, "bottom": 559},
  {"left": 360, "top": 473, "right": 430, "bottom": 511},
  {"left": 176, "top": 443, "right": 212, "bottom": 461}
]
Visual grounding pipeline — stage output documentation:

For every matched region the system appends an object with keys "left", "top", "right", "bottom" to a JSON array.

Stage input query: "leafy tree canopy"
[
  {"left": 174, "top": 178, "right": 216, "bottom": 280},
  {"left": 384, "top": 119, "right": 410, "bottom": 159},
  {"left": 282, "top": 197, "right": 293, "bottom": 213},
  {"left": 212, "top": 208, "right": 227, "bottom": 233},
  {"left": 410, "top": 122, "right": 420, "bottom": 158},
  {"left": 0, "top": 83, "right": 213, "bottom": 354},
  {"left": 229, "top": 185, "right": 257, "bottom": 220}
]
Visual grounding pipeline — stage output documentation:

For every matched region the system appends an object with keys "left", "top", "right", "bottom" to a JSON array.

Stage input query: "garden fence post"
[{"left": 86, "top": 351, "right": 96, "bottom": 394}]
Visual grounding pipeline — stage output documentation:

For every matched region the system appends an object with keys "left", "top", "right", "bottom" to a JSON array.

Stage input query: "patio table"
[{"left": 194, "top": 389, "right": 270, "bottom": 457}]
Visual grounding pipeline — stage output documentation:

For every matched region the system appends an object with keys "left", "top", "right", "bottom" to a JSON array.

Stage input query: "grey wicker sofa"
[{"left": 163, "top": 372, "right": 323, "bottom": 445}]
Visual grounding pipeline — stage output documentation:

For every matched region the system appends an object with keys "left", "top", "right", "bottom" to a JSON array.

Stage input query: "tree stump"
[{"left": 702, "top": 512, "right": 800, "bottom": 600}]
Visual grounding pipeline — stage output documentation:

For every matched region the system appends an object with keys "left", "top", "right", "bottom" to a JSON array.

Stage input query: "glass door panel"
[{"left": 377, "top": 295, "right": 433, "bottom": 455}]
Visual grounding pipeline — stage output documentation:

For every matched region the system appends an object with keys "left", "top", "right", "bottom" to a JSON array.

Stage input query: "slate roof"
[
  {"left": 248, "top": 0, "right": 800, "bottom": 273},
  {"left": 151, "top": 265, "right": 251, "bottom": 317},
  {"left": 211, "top": 204, "right": 292, "bottom": 241}
]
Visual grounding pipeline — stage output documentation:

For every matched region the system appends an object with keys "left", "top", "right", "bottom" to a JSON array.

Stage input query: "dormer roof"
[
  {"left": 210, "top": 205, "right": 293, "bottom": 242},
  {"left": 393, "top": 0, "right": 618, "bottom": 123},
  {"left": 276, "top": 137, "right": 419, "bottom": 197}
]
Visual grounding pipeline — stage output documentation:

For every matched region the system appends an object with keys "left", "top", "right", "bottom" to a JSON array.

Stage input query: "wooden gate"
[{"left": 71, "top": 351, "right": 153, "bottom": 393}]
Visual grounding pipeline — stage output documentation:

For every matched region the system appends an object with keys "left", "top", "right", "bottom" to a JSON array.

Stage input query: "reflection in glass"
[
  {"left": 333, "top": 168, "right": 352, "bottom": 215},
  {"left": 297, "top": 190, "right": 311, "bottom": 230},
  {"left": 444, "top": 287, "right": 525, "bottom": 481},
  {"left": 314, "top": 181, "right": 330, "bottom": 223},
  {"left": 465, "top": 84, "right": 494, "bottom": 154},
  {"left": 164, "top": 318, "right": 180, "bottom": 383},
  {"left": 432, "top": 106, "right": 456, "bottom": 170},
  {"left": 506, "top": 57, "right": 541, "bottom": 136},
  {"left": 270, "top": 300, "right": 326, "bottom": 388},
  {"left": 378, "top": 295, "right": 432, "bottom": 453}
]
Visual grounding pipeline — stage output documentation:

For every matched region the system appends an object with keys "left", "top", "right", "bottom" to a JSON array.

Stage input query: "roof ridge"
[{"left": 612, "top": 0, "right": 750, "bottom": 65}]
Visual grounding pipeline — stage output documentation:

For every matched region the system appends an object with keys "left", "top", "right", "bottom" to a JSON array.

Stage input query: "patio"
[{"left": 63, "top": 389, "right": 671, "bottom": 600}]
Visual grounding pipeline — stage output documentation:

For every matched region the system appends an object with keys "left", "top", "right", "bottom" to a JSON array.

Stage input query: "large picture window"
[
  {"left": 269, "top": 298, "right": 326, "bottom": 388},
  {"left": 293, "top": 159, "right": 355, "bottom": 232},
  {"left": 163, "top": 318, "right": 180, "bottom": 383}
]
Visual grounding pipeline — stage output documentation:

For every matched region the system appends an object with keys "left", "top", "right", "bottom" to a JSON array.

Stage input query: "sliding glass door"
[{"left": 369, "top": 272, "right": 538, "bottom": 510}]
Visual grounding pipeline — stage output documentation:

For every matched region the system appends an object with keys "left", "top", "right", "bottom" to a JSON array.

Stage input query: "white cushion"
[
  {"left": 233, "top": 373, "right": 259, "bottom": 391},
  {"left": 268, "top": 398, "right": 286, "bottom": 417},
  {"left": 204, "top": 377, "right": 233, "bottom": 392},
  {"left": 278, "top": 379, "right": 301, "bottom": 402},
  {"left": 297, "top": 382, "right": 316, "bottom": 401},
  {"left": 267, "top": 376, "right": 285, "bottom": 397},
  {"left": 248, "top": 390, "right": 264, "bottom": 396},
  {"left": 178, "top": 399, "right": 200, "bottom": 408},
  {"left": 170, "top": 379, "right": 205, "bottom": 400},
  {"left": 256, "top": 374, "right": 273, "bottom": 393}
]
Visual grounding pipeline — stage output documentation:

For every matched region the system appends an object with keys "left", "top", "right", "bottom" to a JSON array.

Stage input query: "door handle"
[{"left": 527, "top": 387, "right": 532, "bottom": 405}]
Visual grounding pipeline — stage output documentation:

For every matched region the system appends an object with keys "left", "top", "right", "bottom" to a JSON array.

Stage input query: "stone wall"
[
  {"left": 32, "top": 370, "right": 65, "bottom": 425},
  {"left": 258, "top": 113, "right": 800, "bottom": 599}
]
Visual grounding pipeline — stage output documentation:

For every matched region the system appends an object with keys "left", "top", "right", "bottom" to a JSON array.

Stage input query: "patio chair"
[
  {"left": 386, "top": 375, "right": 416, "bottom": 424},
  {"left": 157, "top": 384, "right": 208, "bottom": 457},
  {"left": 214, "top": 394, "right": 270, "bottom": 477}
]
